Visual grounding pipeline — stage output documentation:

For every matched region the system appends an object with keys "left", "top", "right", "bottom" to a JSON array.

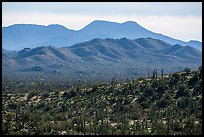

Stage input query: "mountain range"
[
  {"left": 3, "top": 37, "right": 202, "bottom": 83},
  {"left": 2, "top": 20, "right": 202, "bottom": 51}
]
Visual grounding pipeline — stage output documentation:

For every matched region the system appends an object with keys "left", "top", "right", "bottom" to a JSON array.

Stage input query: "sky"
[{"left": 2, "top": 2, "right": 202, "bottom": 42}]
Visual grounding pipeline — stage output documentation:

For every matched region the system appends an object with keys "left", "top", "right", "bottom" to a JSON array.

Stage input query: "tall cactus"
[
  {"left": 15, "top": 107, "right": 18, "bottom": 123},
  {"left": 166, "top": 108, "right": 170, "bottom": 135},
  {"left": 153, "top": 70, "right": 155, "bottom": 78},
  {"left": 94, "top": 111, "right": 97, "bottom": 135},
  {"left": 28, "top": 114, "right": 31, "bottom": 135},
  {"left": 83, "top": 118, "right": 86, "bottom": 135},
  {"left": 122, "top": 114, "right": 126, "bottom": 135},
  {"left": 133, "top": 120, "right": 136, "bottom": 135},
  {"left": 161, "top": 69, "right": 164, "bottom": 77},
  {"left": 106, "top": 119, "right": 109, "bottom": 135},
  {"left": 89, "top": 119, "right": 91, "bottom": 135},
  {"left": 111, "top": 77, "right": 116, "bottom": 88},
  {"left": 199, "top": 66, "right": 202, "bottom": 78},
  {"left": 79, "top": 113, "right": 83, "bottom": 134},
  {"left": 101, "top": 117, "right": 104, "bottom": 135},
  {"left": 155, "top": 69, "right": 157, "bottom": 78}
]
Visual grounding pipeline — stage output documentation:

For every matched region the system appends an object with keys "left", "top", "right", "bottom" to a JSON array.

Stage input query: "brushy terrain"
[{"left": 2, "top": 67, "right": 202, "bottom": 135}]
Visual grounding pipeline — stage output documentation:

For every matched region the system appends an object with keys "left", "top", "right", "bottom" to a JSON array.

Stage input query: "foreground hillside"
[{"left": 2, "top": 67, "right": 202, "bottom": 135}]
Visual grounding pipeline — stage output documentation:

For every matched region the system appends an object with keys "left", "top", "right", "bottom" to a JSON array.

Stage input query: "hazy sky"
[{"left": 2, "top": 2, "right": 202, "bottom": 42}]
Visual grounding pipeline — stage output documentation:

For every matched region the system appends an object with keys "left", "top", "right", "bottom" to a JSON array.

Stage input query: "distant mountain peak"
[
  {"left": 120, "top": 37, "right": 129, "bottom": 40},
  {"left": 91, "top": 20, "right": 118, "bottom": 24},
  {"left": 4, "top": 23, "right": 70, "bottom": 30},
  {"left": 47, "top": 24, "right": 69, "bottom": 29},
  {"left": 123, "top": 21, "right": 138, "bottom": 25},
  {"left": 3, "top": 20, "right": 202, "bottom": 51},
  {"left": 3, "top": 24, "right": 46, "bottom": 29},
  {"left": 48, "top": 24, "right": 63, "bottom": 26},
  {"left": 83, "top": 20, "right": 119, "bottom": 28},
  {"left": 188, "top": 40, "right": 201, "bottom": 43}
]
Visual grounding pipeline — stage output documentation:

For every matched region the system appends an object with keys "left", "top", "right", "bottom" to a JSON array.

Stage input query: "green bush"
[
  {"left": 144, "top": 87, "right": 154, "bottom": 97},
  {"left": 188, "top": 74, "right": 199, "bottom": 87},
  {"left": 175, "top": 84, "right": 186, "bottom": 99},
  {"left": 156, "top": 99, "right": 168, "bottom": 109},
  {"left": 184, "top": 68, "right": 191, "bottom": 74}
]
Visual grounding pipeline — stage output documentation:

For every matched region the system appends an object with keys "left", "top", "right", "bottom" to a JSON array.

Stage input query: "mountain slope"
[
  {"left": 2, "top": 66, "right": 202, "bottom": 135},
  {"left": 3, "top": 38, "right": 202, "bottom": 83},
  {"left": 2, "top": 20, "right": 202, "bottom": 51},
  {"left": 186, "top": 40, "right": 202, "bottom": 51}
]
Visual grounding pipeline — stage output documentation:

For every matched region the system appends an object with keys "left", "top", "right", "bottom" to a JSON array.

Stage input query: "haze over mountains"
[
  {"left": 2, "top": 20, "right": 202, "bottom": 51},
  {"left": 3, "top": 37, "right": 202, "bottom": 83}
]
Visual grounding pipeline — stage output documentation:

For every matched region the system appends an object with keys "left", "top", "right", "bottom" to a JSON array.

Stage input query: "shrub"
[
  {"left": 175, "top": 85, "right": 186, "bottom": 99},
  {"left": 188, "top": 74, "right": 199, "bottom": 87},
  {"left": 151, "top": 79, "right": 159, "bottom": 88},
  {"left": 28, "top": 90, "right": 39, "bottom": 99},
  {"left": 184, "top": 68, "right": 191, "bottom": 74},
  {"left": 44, "top": 104, "right": 52, "bottom": 111},
  {"left": 41, "top": 92, "right": 50, "bottom": 99},
  {"left": 154, "top": 122, "right": 168, "bottom": 135},
  {"left": 8, "top": 102, "right": 18, "bottom": 110},
  {"left": 156, "top": 99, "right": 168, "bottom": 109},
  {"left": 171, "top": 73, "right": 180, "bottom": 83},
  {"left": 177, "top": 97, "right": 190, "bottom": 109},
  {"left": 138, "top": 77, "right": 145, "bottom": 81},
  {"left": 144, "top": 87, "right": 154, "bottom": 97},
  {"left": 62, "top": 89, "right": 79, "bottom": 99}
]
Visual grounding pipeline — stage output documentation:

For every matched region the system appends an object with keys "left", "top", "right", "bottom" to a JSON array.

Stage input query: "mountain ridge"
[
  {"left": 2, "top": 20, "right": 202, "bottom": 51},
  {"left": 3, "top": 37, "right": 202, "bottom": 82}
]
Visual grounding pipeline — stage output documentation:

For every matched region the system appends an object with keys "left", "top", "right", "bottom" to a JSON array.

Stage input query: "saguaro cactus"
[{"left": 161, "top": 69, "right": 164, "bottom": 77}]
